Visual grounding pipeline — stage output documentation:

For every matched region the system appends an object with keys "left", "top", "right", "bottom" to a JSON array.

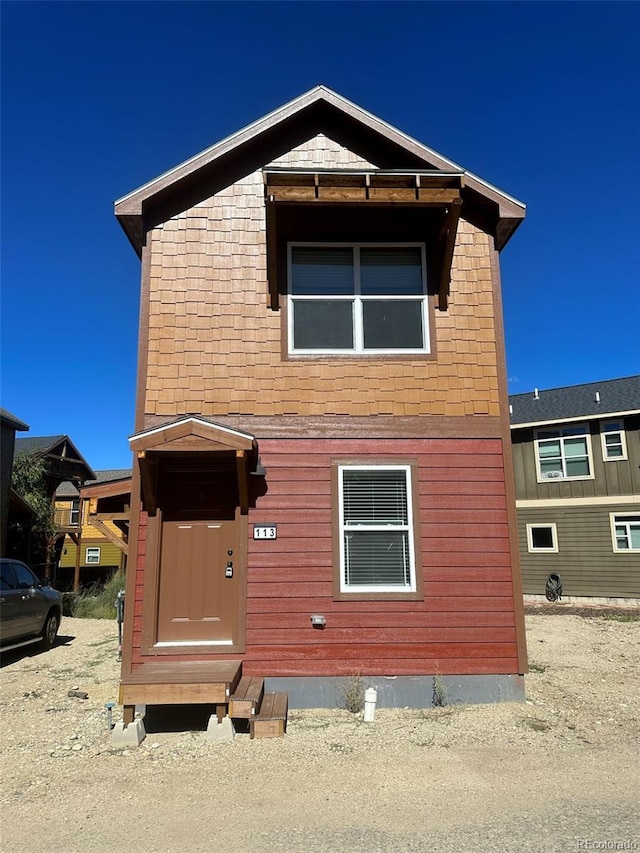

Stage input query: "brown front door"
[{"left": 156, "top": 467, "right": 239, "bottom": 645}]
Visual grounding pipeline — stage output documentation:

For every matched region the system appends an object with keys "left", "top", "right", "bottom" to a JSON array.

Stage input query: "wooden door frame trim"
[{"left": 139, "top": 484, "right": 247, "bottom": 658}]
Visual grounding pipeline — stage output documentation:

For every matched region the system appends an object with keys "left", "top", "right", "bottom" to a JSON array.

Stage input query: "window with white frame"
[
  {"left": 535, "top": 424, "right": 592, "bottom": 481},
  {"left": 288, "top": 244, "right": 429, "bottom": 354},
  {"left": 338, "top": 465, "right": 416, "bottom": 593},
  {"left": 610, "top": 514, "right": 640, "bottom": 552},
  {"left": 526, "top": 523, "right": 558, "bottom": 553},
  {"left": 69, "top": 499, "right": 80, "bottom": 526},
  {"left": 85, "top": 547, "right": 100, "bottom": 564},
  {"left": 601, "top": 420, "right": 627, "bottom": 461}
]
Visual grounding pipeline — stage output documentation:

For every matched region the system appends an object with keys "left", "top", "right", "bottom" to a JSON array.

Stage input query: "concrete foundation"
[
  {"left": 265, "top": 673, "right": 526, "bottom": 710},
  {"left": 206, "top": 715, "right": 235, "bottom": 743},
  {"left": 111, "top": 718, "right": 146, "bottom": 746}
]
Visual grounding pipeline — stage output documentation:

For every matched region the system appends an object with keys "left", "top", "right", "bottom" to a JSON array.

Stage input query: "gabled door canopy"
[{"left": 129, "top": 418, "right": 258, "bottom": 516}]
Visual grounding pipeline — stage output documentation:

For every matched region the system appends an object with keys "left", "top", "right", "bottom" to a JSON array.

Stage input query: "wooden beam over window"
[
  {"left": 263, "top": 169, "right": 464, "bottom": 312},
  {"left": 264, "top": 169, "right": 463, "bottom": 207},
  {"left": 437, "top": 198, "right": 462, "bottom": 311}
]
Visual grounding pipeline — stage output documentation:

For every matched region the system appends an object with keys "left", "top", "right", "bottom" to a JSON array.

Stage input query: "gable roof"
[
  {"left": 115, "top": 85, "right": 525, "bottom": 254},
  {"left": 0, "top": 407, "right": 29, "bottom": 432},
  {"left": 509, "top": 376, "right": 640, "bottom": 428},
  {"left": 15, "top": 435, "right": 96, "bottom": 481},
  {"left": 15, "top": 435, "right": 67, "bottom": 457}
]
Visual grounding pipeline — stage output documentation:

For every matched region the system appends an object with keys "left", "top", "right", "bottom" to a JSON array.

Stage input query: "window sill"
[{"left": 334, "top": 590, "right": 424, "bottom": 602}]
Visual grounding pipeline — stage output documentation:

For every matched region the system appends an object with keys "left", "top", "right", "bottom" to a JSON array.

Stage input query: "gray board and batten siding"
[
  {"left": 510, "top": 377, "right": 640, "bottom": 601},
  {"left": 511, "top": 414, "right": 640, "bottom": 502},
  {"left": 517, "top": 503, "right": 639, "bottom": 599}
]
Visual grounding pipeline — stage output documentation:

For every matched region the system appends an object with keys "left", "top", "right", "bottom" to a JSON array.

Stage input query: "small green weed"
[
  {"left": 602, "top": 613, "right": 640, "bottom": 623},
  {"left": 528, "top": 662, "right": 547, "bottom": 673}
]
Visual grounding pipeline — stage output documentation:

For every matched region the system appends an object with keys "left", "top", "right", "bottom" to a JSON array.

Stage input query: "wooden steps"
[
  {"left": 229, "top": 675, "right": 265, "bottom": 719},
  {"left": 250, "top": 691, "right": 288, "bottom": 739},
  {"left": 120, "top": 664, "right": 288, "bottom": 738},
  {"left": 229, "top": 677, "right": 288, "bottom": 738}
]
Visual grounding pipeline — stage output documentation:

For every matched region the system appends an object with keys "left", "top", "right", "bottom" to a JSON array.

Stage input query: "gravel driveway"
[{"left": 1, "top": 612, "right": 638, "bottom": 853}]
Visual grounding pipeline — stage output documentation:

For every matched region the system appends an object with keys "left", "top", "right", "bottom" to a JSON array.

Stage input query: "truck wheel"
[{"left": 41, "top": 612, "right": 59, "bottom": 649}]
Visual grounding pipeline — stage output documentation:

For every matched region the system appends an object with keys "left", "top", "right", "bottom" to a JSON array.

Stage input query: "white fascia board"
[{"left": 129, "top": 417, "right": 254, "bottom": 444}]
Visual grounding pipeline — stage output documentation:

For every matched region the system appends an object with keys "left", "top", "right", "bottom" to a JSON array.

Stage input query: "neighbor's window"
[
  {"left": 535, "top": 424, "right": 592, "bottom": 481},
  {"left": 601, "top": 421, "right": 627, "bottom": 461},
  {"left": 338, "top": 465, "right": 416, "bottom": 593},
  {"left": 611, "top": 514, "right": 640, "bottom": 552},
  {"left": 69, "top": 499, "right": 80, "bottom": 526},
  {"left": 526, "top": 523, "right": 558, "bottom": 553},
  {"left": 288, "top": 244, "right": 429, "bottom": 354},
  {"left": 85, "top": 547, "right": 100, "bottom": 564}
]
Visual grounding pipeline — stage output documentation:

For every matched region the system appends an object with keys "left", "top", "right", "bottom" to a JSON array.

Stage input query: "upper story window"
[
  {"left": 70, "top": 499, "right": 80, "bottom": 526},
  {"left": 600, "top": 420, "right": 627, "bottom": 461},
  {"left": 535, "top": 424, "right": 593, "bottom": 481},
  {"left": 288, "top": 244, "right": 429, "bottom": 355}
]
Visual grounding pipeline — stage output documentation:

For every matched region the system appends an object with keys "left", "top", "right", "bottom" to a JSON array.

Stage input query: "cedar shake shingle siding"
[{"left": 145, "top": 136, "right": 499, "bottom": 419}]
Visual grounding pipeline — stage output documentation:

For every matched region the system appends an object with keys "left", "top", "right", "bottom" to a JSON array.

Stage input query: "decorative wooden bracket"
[
  {"left": 437, "top": 198, "right": 462, "bottom": 311},
  {"left": 236, "top": 450, "right": 249, "bottom": 515},
  {"left": 137, "top": 451, "right": 158, "bottom": 517},
  {"left": 265, "top": 198, "right": 279, "bottom": 311}
]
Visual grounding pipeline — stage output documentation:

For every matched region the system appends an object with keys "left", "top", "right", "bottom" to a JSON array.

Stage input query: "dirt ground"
[{"left": 1, "top": 612, "right": 638, "bottom": 853}]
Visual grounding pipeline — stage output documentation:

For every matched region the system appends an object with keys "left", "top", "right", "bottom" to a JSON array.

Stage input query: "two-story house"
[
  {"left": 114, "top": 86, "right": 528, "bottom": 728},
  {"left": 510, "top": 376, "right": 640, "bottom": 604}
]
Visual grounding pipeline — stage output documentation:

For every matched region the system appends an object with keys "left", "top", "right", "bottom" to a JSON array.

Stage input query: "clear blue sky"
[{"left": 2, "top": 1, "right": 639, "bottom": 470}]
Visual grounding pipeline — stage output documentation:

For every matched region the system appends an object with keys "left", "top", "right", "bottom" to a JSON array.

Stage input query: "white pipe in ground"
[{"left": 363, "top": 687, "right": 377, "bottom": 722}]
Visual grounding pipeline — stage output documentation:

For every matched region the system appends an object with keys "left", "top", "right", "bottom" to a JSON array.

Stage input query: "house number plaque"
[{"left": 253, "top": 525, "right": 277, "bottom": 540}]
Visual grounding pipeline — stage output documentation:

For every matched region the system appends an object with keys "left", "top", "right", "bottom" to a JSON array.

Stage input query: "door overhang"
[{"left": 129, "top": 417, "right": 258, "bottom": 516}]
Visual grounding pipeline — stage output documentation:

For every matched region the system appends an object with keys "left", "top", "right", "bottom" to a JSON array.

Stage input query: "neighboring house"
[
  {"left": 114, "top": 85, "right": 529, "bottom": 722},
  {"left": 8, "top": 435, "right": 95, "bottom": 577},
  {"left": 0, "top": 408, "right": 30, "bottom": 557},
  {"left": 510, "top": 376, "right": 640, "bottom": 603},
  {"left": 55, "top": 469, "right": 131, "bottom": 590}
]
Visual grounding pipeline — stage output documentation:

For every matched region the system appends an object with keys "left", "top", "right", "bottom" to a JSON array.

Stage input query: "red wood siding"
[
  {"left": 243, "top": 437, "right": 519, "bottom": 676},
  {"left": 129, "top": 437, "right": 521, "bottom": 675}
]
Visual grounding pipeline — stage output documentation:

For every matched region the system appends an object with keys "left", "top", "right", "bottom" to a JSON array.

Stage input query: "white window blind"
[{"left": 339, "top": 466, "right": 416, "bottom": 592}]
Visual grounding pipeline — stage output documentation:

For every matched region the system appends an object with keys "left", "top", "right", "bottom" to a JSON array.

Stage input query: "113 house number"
[{"left": 253, "top": 525, "right": 277, "bottom": 540}]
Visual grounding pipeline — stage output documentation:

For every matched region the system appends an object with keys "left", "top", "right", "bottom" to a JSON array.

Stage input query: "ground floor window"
[
  {"left": 526, "top": 523, "right": 558, "bottom": 553},
  {"left": 337, "top": 464, "right": 417, "bottom": 594},
  {"left": 610, "top": 514, "right": 640, "bottom": 552},
  {"left": 85, "top": 546, "right": 100, "bottom": 564}
]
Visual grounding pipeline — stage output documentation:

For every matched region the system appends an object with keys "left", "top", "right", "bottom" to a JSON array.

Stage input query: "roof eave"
[{"left": 114, "top": 85, "right": 525, "bottom": 251}]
